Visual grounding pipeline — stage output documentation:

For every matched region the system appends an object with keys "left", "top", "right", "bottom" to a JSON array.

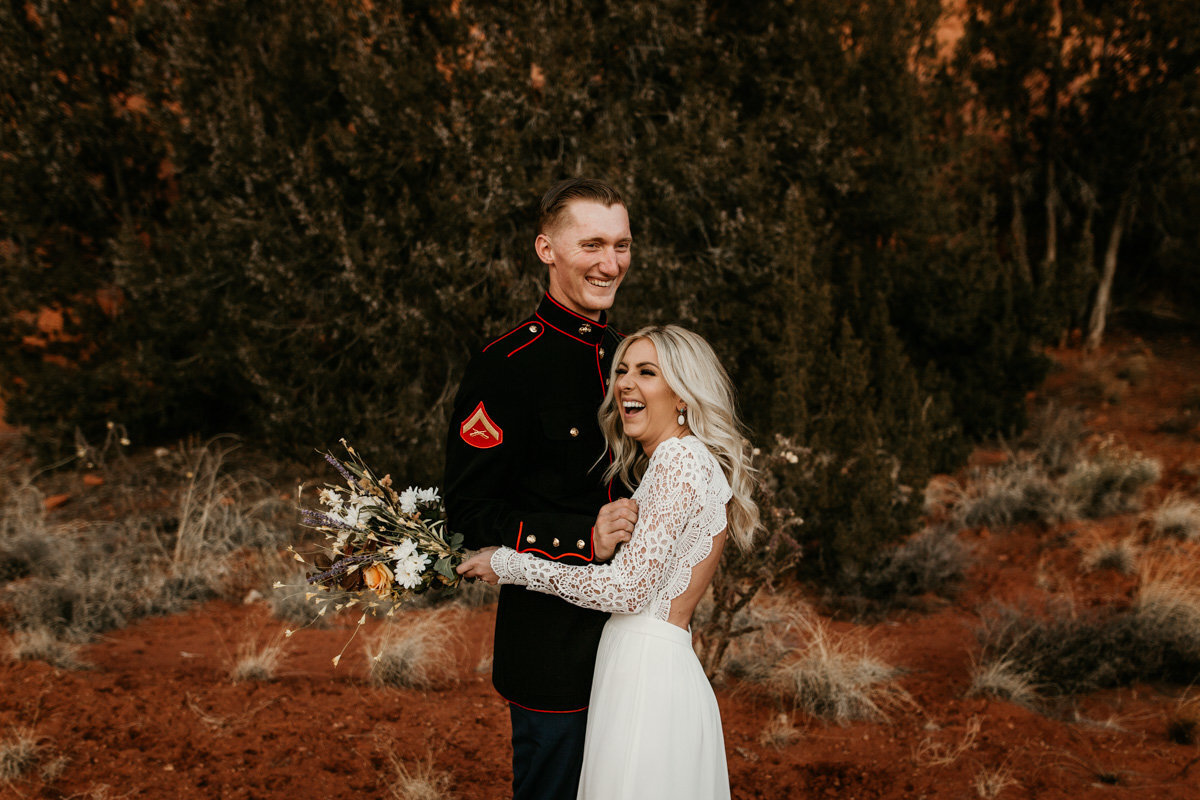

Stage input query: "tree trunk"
[
  {"left": 1042, "top": 161, "right": 1059, "bottom": 280},
  {"left": 1085, "top": 188, "right": 1136, "bottom": 351},
  {"left": 1010, "top": 175, "right": 1033, "bottom": 285}
]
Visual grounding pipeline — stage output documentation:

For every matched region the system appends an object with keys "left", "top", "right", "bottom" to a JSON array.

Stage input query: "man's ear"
[{"left": 534, "top": 232, "right": 554, "bottom": 265}]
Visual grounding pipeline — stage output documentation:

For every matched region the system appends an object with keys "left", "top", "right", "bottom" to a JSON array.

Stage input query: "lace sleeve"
[{"left": 489, "top": 439, "right": 706, "bottom": 614}]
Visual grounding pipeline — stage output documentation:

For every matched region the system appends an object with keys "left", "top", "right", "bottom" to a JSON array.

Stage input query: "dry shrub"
[
  {"left": 768, "top": 612, "right": 908, "bottom": 724},
  {"left": 1080, "top": 537, "right": 1139, "bottom": 575},
  {"left": 757, "top": 712, "right": 800, "bottom": 750},
  {"left": 840, "top": 525, "right": 972, "bottom": 611},
  {"left": 1, "top": 439, "right": 290, "bottom": 642},
  {"left": 0, "top": 482, "right": 60, "bottom": 584},
  {"left": 1114, "top": 352, "right": 1152, "bottom": 386},
  {"left": 701, "top": 594, "right": 802, "bottom": 684},
  {"left": 1062, "top": 441, "right": 1161, "bottom": 519},
  {"left": 974, "top": 578, "right": 1200, "bottom": 698},
  {"left": 387, "top": 752, "right": 455, "bottom": 800},
  {"left": 1018, "top": 402, "right": 1087, "bottom": 474},
  {"left": 1148, "top": 495, "right": 1200, "bottom": 542},
  {"left": 367, "top": 611, "right": 460, "bottom": 690},
  {"left": 6, "top": 628, "right": 89, "bottom": 670},
  {"left": 949, "top": 459, "right": 1071, "bottom": 529},
  {"left": 229, "top": 632, "right": 289, "bottom": 682},
  {"left": 0, "top": 727, "right": 38, "bottom": 784}
]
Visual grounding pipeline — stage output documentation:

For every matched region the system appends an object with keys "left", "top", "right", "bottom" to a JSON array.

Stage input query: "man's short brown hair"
[{"left": 537, "top": 178, "right": 625, "bottom": 235}]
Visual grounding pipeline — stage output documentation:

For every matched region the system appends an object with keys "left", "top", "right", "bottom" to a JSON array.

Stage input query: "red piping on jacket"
[{"left": 507, "top": 331, "right": 542, "bottom": 358}]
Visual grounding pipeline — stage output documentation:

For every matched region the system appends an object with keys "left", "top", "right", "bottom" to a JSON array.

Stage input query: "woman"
[{"left": 458, "top": 324, "right": 761, "bottom": 800}]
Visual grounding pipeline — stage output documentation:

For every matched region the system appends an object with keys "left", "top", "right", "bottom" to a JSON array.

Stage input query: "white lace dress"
[{"left": 491, "top": 435, "right": 732, "bottom": 800}]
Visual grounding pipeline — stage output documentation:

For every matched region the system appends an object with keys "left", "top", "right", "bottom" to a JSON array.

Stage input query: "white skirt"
[{"left": 578, "top": 613, "right": 730, "bottom": 800}]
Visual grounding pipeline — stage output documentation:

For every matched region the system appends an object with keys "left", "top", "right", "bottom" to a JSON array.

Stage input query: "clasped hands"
[{"left": 456, "top": 498, "right": 638, "bottom": 584}]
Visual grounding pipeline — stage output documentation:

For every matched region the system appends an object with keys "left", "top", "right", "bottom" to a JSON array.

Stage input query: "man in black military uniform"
[{"left": 446, "top": 178, "right": 638, "bottom": 800}]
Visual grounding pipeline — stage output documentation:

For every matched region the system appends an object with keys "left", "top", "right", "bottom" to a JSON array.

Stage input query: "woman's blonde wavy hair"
[{"left": 598, "top": 325, "right": 762, "bottom": 551}]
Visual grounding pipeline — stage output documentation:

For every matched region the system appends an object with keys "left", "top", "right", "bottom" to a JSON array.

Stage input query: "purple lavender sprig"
[
  {"left": 306, "top": 553, "right": 379, "bottom": 584},
  {"left": 325, "top": 452, "right": 358, "bottom": 488},
  {"left": 301, "top": 508, "right": 355, "bottom": 530}
]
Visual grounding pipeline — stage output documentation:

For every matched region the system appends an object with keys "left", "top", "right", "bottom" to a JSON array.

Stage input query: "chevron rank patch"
[{"left": 460, "top": 401, "right": 503, "bottom": 449}]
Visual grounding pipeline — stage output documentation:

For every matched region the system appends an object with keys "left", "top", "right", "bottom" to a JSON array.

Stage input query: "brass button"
[
  {"left": 576, "top": 539, "right": 586, "bottom": 549},
  {"left": 569, "top": 427, "right": 579, "bottom": 438},
  {"left": 552, "top": 538, "right": 560, "bottom": 547},
  {"left": 525, "top": 534, "right": 536, "bottom": 544},
  {"left": 528, "top": 324, "right": 538, "bottom": 333},
  {"left": 599, "top": 347, "right": 605, "bottom": 358},
  {"left": 578, "top": 323, "right": 592, "bottom": 335}
]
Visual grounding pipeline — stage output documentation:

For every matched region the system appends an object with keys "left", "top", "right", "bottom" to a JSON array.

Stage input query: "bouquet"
[{"left": 281, "top": 440, "right": 465, "bottom": 663}]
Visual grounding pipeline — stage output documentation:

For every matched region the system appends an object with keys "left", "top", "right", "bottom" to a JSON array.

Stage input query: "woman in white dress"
[{"left": 458, "top": 324, "right": 761, "bottom": 800}]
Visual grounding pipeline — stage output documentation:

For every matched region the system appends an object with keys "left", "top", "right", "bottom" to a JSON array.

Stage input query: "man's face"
[{"left": 536, "top": 200, "right": 632, "bottom": 321}]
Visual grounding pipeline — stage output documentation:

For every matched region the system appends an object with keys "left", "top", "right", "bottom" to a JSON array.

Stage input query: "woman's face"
[{"left": 614, "top": 338, "right": 686, "bottom": 455}]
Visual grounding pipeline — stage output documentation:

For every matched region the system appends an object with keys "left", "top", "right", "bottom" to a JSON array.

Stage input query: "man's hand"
[
  {"left": 593, "top": 498, "right": 638, "bottom": 562},
  {"left": 457, "top": 547, "right": 501, "bottom": 584}
]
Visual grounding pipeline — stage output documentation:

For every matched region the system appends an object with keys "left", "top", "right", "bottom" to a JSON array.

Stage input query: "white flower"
[
  {"left": 416, "top": 487, "right": 440, "bottom": 505},
  {"left": 319, "top": 488, "right": 343, "bottom": 510},
  {"left": 784, "top": 452, "right": 799, "bottom": 464},
  {"left": 388, "top": 539, "right": 418, "bottom": 561},
  {"left": 394, "top": 551, "right": 431, "bottom": 589},
  {"left": 398, "top": 486, "right": 420, "bottom": 514}
]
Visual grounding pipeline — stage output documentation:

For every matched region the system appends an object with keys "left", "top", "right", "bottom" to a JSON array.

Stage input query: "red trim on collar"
[
  {"left": 545, "top": 292, "right": 608, "bottom": 328},
  {"left": 535, "top": 313, "right": 595, "bottom": 347}
]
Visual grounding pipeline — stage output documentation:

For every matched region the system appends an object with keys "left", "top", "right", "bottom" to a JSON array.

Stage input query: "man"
[{"left": 446, "top": 178, "right": 638, "bottom": 799}]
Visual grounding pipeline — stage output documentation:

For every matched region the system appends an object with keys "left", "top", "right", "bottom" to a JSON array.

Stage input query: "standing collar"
[{"left": 535, "top": 293, "right": 609, "bottom": 346}]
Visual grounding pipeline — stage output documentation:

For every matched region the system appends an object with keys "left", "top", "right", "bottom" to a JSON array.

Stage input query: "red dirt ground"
[{"left": 2, "top": 330, "right": 1199, "bottom": 800}]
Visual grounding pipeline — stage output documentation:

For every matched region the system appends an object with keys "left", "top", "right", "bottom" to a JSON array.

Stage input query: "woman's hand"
[{"left": 456, "top": 547, "right": 501, "bottom": 584}]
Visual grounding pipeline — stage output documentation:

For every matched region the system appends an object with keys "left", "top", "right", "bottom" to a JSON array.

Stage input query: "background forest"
[{"left": 2, "top": 0, "right": 1198, "bottom": 583}]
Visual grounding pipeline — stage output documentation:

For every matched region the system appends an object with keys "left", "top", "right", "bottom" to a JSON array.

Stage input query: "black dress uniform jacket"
[{"left": 444, "top": 293, "right": 629, "bottom": 712}]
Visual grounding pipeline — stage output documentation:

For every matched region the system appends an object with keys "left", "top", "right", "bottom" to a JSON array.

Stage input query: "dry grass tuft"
[
  {"left": 967, "top": 657, "right": 1040, "bottom": 709},
  {"left": 1148, "top": 495, "right": 1200, "bottom": 542},
  {"left": 973, "top": 762, "right": 1017, "bottom": 798},
  {"left": 0, "top": 439, "right": 290, "bottom": 643},
  {"left": 1062, "top": 441, "right": 1161, "bottom": 519},
  {"left": 387, "top": 752, "right": 455, "bottom": 800},
  {"left": 1166, "top": 693, "right": 1200, "bottom": 745},
  {"left": 912, "top": 716, "right": 981, "bottom": 767},
  {"left": 757, "top": 712, "right": 800, "bottom": 749},
  {"left": 1080, "top": 537, "right": 1139, "bottom": 575},
  {"left": 367, "top": 611, "right": 460, "bottom": 691},
  {"left": 768, "top": 612, "right": 909, "bottom": 724},
  {"left": 229, "top": 632, "right": 289, "bottom": 682},
  {"left": 6, "top": 628, "right": 89, "bottom": 670},
  {"left": 1132, "top": 560, "right": 1200, "bottom": 664},
  {"left": 949, "top": 459, "right": 1073, "bottom": 530},
  {"left": 0, "top": 727, "right": 39, "bottom": 784}
]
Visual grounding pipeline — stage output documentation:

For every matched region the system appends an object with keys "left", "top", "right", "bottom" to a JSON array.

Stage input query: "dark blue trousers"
[{"left": 509, "top": 704, "right": 588, "bottom": 800}]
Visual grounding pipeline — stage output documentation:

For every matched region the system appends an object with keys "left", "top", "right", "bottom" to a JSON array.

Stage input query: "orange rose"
[{"left": 363, "top": 563, "right": 394, "bottom": 597}]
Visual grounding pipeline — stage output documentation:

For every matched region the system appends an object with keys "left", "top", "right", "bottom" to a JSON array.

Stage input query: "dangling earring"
[{"left": 677, "top": 407, "right": 687, "bottom": 427}]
